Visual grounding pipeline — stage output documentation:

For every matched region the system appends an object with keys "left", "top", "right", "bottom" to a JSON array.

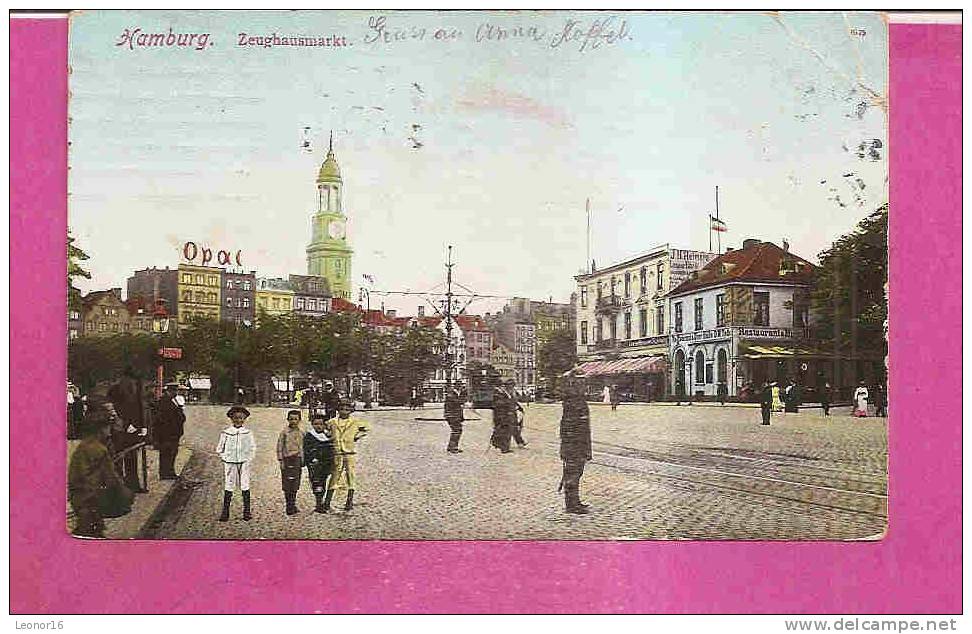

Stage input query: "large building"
[
  {"left": 128, "top": 267, "right": 179, "bottom": 320},
  {"left": 221, "top": 270, "right": 256, "bottom": 324},
  {"left": 289, "top": 274, "right": 332, "bottom": 317},
  {"left": 177, "top": 264, "right": 222, "bottom": 326},
  {"left": 81, "top": 288, "right": 131, "bottom": 336},
  {"left": 573, "top": 245, "right": 718, "bottom": 400},
  {"left": 487, "top": 297, "right": 573, "bottom": 394},
  {"left": 306, "top": 135, "right": 353, "bottom": 300},
  {"left": 255, "top": 277, "right": 295, "bottom": 316},
  {"left": 667, "top": 239, "right": 820, "bottom": 399}
]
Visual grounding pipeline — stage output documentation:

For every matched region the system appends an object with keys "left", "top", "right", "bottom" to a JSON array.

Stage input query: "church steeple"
[{"left": 307, "top": 135, "right": 353, "bottom": 300}]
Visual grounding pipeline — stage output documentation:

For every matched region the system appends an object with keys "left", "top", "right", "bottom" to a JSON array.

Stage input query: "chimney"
[
  {"left": 782, "top": 239, "right": 790, "bottom": 252},
  {"left": 418, "top": 305, "right": 425, "bottom": 317},
  {"left": 742, "top": 239, "right": 760, "bottom": 250}
]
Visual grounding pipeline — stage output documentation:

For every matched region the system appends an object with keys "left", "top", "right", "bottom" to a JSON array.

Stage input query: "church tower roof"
[{"left": 317, "top": 131, "right": 342, "bottom": 183}]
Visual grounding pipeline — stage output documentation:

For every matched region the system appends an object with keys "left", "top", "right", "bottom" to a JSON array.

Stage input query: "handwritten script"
[{"left": 365, "top": 15, "right": 632, "bottom": 53}]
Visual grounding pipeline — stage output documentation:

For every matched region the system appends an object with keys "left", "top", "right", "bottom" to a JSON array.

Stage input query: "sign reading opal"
[{"left": 182, "top": 241, "right": 243, "bottom": 267}]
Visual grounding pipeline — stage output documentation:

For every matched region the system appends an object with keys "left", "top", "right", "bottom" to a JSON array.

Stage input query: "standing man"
[
  {"left": 490, "top": 380, "right": 518, "bottom": 454},
  {"left": 609, "top": 384, "right": 620, "bottom": 411},
  {"left": 759, "top": 381, "right": 773, "bottom": 426},
  {"left": 873, "top": 384, "right": 887, "bottom": 417},
  {"left": 443, "top": 386, "right": 465, "bottom": 454},
  {"left": 820, "top": 381, "right": 832, "bottom": 416},
  {"left": 155, "top": 384, "right": 186, "bottom": 480},
  {"left": 717, "top": 381, "right": 728, "bottom": 406},
  {"left": 559, "top": 371, "right": 592, "bottom": 514}
]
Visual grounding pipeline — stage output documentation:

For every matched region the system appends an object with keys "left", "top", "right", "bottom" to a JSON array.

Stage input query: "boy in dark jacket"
[
  {"left": 68, "top": 400, "right": 128, "bottom": 537},
  {"left": 303, "top": 412, "right": 334, "bottom": 513}
]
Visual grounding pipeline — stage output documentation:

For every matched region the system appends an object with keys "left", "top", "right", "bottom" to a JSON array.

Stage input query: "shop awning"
[
  {"left": 188, "top": 377, "right": 211, "bottom": 390},
  {"left": 574, "top": 355, "right": 667, "bottom": 376},
  {"left": 738, "top": 343, "right": 834, "bottom": 359}
]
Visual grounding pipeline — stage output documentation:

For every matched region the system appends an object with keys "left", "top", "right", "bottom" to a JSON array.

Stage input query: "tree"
[
  {"left": 537, "top": 328, "right": 577, "bottom": 395},
  {"left": 67, "top": 231, "right": 91, "bottom": 310},
  {"left": 811, "top": 203, "right": 888, "bottom": 382}
]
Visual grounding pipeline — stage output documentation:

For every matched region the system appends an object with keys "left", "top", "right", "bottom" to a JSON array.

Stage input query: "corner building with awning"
[{"left": 666, "top": 239, "right": 828, "bottom": 399}]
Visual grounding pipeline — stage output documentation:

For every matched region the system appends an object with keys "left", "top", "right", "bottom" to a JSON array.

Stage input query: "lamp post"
[{"left": 151, "top": 300, "right": 171, "bottom": 399}]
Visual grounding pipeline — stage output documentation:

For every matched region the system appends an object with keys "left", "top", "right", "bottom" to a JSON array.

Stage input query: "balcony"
[
  {"left": 594, "top": 338, "right": 617, "bottom": 350},
  {"left": 595, "top": 295, "right": 627, "bottom": 314}
]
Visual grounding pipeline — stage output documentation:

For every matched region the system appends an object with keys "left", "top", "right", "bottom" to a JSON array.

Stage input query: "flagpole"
[
  {"left": 586, "top": 197, "right": 592, "bottom": 273},
  {"left": 716, "top": 186, "right": 721, "bottom": 254}
]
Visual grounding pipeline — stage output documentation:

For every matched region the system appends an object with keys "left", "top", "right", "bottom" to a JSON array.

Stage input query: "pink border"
[{"left": 10, "top": 19, "right": 961, "bottom": 614}]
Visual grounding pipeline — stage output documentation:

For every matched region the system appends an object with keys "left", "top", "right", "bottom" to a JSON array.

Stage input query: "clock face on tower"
[{"left": 327, "top": 219, "right": 346, "bottom": 239}]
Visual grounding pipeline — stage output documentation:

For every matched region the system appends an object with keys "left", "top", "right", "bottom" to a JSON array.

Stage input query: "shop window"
[
  {"left": 695, "top": 350, "right": 705, "bottom": 383},
  {"left": 705, "top": 362, "right": 714, "bottom": 384},
  {"left": 717, "top": 349, "right": 728, "bottom": 383}
]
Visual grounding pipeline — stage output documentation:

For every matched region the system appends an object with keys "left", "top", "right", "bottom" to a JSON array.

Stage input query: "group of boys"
[{"left": 215, "top": 398, "right": 370, "bottom": 522}]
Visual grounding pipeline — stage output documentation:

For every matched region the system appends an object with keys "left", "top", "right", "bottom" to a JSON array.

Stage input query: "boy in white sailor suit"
[{"left": 216, "top": 405, "right": 257, "bottom": 521}]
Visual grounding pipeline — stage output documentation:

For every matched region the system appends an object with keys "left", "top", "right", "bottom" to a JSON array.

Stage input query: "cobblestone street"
[{"left": 141, "top": 403, "right": 887, "bottom": 541}]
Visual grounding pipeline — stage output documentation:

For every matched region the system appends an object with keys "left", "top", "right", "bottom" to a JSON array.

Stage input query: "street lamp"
[{"left": 151, "top": 300, "right": 171, "bottom": 399}]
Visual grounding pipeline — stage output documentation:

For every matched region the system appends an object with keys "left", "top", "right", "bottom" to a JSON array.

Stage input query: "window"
[
  {"left": 705, "top": 362, "right": 714, "bottom": 384},
  {"left": 195, "top": 275, "right": 203, "bottom": 284},
  {"left": 111, "top": 323, "right": 118, "bottom": 332},
  {"left": 580, "top": 286, "right": 588, "bottom": 308},
  {"left": 639, "top": 309, "right": 648, "bottom": 337},
  {"left": 225, "top": 297, "right": 233, "bottom": 307},
  {"left": 296, "top": 298, "right": 305, "bottom": 310},
  {"left": 716, "top": 294, "right": 727, "bottom": 327},
  {"left": 754, "top": 292, "right": 770, "bottom": 326},
  {"left": 580, "top": 321, "right": 588, "bottom": 344},
  {"left": 695, "top": 351, "right": 705, "bottom": 383},
  {"left": 624, "top": 272, "right": 631, "bottom": 297},
  {"left": 226, "top": 279, "right": 234, "bottom": 289},
  {"left": 624, "top": 311, "right": 631, "bottom": 339},
  {"left": 657, "top": 263, "right": 664, "bottom": 290},
  {"left": 209, "top": 276, "right": 217, "bottom": 286},
  {"left": 717, "top": 349, "right": 728, "bottom": 383},
  {"left": 595, "top": 320, "right": 602, "bottom": 342},
  {"left": 69, "top": 330, "right": 78, "bottom": 340},
  {"left": 640, "top": 267, "right": 647, "bottom": 294},
  {"left": 182, "top": 291, "right": 191, "bottom": 302},
  {"left": 656, "top": 308, "right": 665, "bottom": 334},
  {"left": 596, "top": 282, "right": 603, "bottom": 301},
  {"left": 610, "top": 277, "right": 617, "bottom": 297},
  {"left": 242, "top": 297, "right": 249, "bottom": 309},
  {"left": 694, "top": 298, "right": 704, "bottom": 331},
  {"left": 674, "top": 302, "right": 683, "bottom": 333},
  {"left": 182, "top": 274, "right": 191, "bottom": 284},
  {"left": 609, "top": 315, "right": 617, "bottom": 340},
  {"left": 99, "top": 322, "right": 106, "bottom": 332},
  {"left": 243, "top": 281, "right": 251, "bottom": 291}
]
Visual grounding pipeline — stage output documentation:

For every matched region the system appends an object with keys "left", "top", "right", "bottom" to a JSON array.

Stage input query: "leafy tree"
[
  {"left": 67, "top": 231, "right": 91, "bottom": 310},
  {"left": 810, "top": 203, "right": 888, "bottom": 377}
]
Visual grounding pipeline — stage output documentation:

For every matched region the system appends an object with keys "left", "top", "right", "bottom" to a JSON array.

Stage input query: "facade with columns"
[{"left": 306, "top": 136, "right": 353, "bottom": 300}]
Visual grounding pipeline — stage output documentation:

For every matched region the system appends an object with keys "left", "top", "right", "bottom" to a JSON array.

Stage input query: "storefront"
[{"left": 574, "top": 355, "right": 668, "bottom": 402}]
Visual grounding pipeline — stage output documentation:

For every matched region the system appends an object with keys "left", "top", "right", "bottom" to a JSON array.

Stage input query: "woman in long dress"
[
  {"left": 771, "top": 382, "right": 784, "bottom": 412},
  {"left": 853, "top": 383, "right": 869, "bottom": 417},
  {"left": 602, "top": 385, "right": 611, "bottom": 404}
]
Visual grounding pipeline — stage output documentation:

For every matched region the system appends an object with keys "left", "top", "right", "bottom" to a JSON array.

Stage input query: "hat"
[{"left": 226, "top": 405, "right": 250, "bottom": 418}]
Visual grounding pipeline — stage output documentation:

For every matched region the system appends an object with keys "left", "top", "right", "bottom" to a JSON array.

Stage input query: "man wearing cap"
[
  {"left": 68, "top": 398, "right": 129, "bottom": 537},
  {"left": 155, "top": 384, "right": 186, "bottom": 480},
  {"left": 490, "top": 379, "right": 520, "bottom": 453},
  {"left": 216, "top": 405, "right": 257, "bottom": 521},
  {"left": 559, "top": 372, "right": 592, "bottom": 514},
  {"left": 443, "top": 386, "right": 465, "bottom": 454}
]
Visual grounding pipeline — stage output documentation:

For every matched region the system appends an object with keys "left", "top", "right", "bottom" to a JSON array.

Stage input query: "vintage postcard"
[{"left": 66, "top": 10, "right": 888, "bottom": 541}]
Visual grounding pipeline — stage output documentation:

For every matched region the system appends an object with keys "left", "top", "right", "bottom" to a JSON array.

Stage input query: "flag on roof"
[{"left": 710, "top": 215, "right": 727, "bottom": 232}]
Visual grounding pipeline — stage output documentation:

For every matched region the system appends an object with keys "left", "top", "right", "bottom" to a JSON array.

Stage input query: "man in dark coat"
[
  {"left": 759, "top": 381, "right": 773, "bottom": 425},
  {"left": 107, "top": 371, "right": 148, "bottom": 492},
  {"left": 490, "top": 381, "right": 517, "bottom": 454},
  {"left": 559, "top": 372, "right": 592, "bottom": 514},
  {"left": 717, "top": 381, "right": 728, "bottom": 406},
  {"left": 443, "top": 387, "right": 465, "bottom": 454},
  {"left": 873, "top": 384, "right": 887, "bottom": 417},
  {"left": 154, "top": 384, "right": 186, "bottom": 480},
  {"left": 322, "top": 382, "right": 340, "bottom": 420},
  {"left": 69, "top": 399, "right": 129, "bottom": 538}
]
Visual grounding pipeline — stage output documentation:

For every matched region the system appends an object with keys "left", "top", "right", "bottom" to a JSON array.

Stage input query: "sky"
[{"left": 69, "top": 10, "right": 888, "bottom": 316}]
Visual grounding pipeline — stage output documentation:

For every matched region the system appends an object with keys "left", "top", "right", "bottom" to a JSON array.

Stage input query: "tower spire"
[{"left": 328, "top": 130, "right": 333, "bottom": 154}]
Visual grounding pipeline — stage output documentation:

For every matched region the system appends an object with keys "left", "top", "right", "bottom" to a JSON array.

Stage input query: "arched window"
[
  {"left": 717, "top": 349, "right": 728, "bottom": 384},
  {"left": 695, "top": 350, "right": 705, "bottom": 383}
]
